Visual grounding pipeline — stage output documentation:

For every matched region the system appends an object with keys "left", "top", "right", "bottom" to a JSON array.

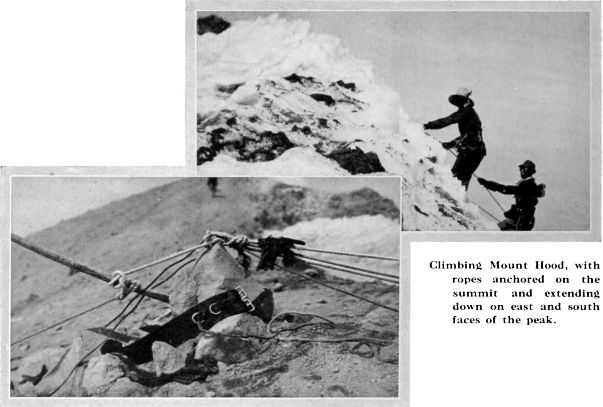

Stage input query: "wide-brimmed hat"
[
  {"left": 519, "top": 160, "right": 536, "bottom": 174},
  {"left": 448, "top": 87, "right": 472, "bottom": 106}
]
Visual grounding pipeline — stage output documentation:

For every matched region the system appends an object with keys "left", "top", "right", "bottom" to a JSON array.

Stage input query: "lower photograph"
[{"left": 8, "top": 176, "right": 402, "bottom": 398}]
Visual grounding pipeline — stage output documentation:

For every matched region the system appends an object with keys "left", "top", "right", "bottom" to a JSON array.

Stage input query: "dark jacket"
[
  {"left": 479, "top": 177, "right": 544, "bottom": 229},
  {"left": 424, "top": 99, "right": 483, "bottom": 149}
]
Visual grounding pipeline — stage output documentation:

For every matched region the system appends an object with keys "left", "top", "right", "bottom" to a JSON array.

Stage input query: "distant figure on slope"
[
  {"left": 207, "top": 177, "right": 219, "bottom": 197},
  {"left": 423, "top": 88, "right": 486, "bottom": 189},
  {"left": 477, "top": 160, "right": 546, "bottom": 231}
]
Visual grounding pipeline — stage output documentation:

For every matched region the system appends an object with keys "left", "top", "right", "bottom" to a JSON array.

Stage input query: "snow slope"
[{"left": 196, "top": 14, "right": 496, "bottom": 231}]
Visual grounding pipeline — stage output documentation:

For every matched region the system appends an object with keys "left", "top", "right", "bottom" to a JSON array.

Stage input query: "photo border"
[
  {"left": 1, "top": 166, "right": 405, "bottom": 406},
  {"left": 187, "top": 0, "right": 601, "bottom": 240}
]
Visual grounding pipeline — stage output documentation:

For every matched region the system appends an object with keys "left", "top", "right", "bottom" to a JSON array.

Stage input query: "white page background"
[
  {"left": 411, "top": 242, "right": 603, "bottom": 407},
  {"left": 1, "top": 1, "right": 601, "bottom": 406},
  {"left": 0, "top": 0, "right": 183, "bottom": 166}
]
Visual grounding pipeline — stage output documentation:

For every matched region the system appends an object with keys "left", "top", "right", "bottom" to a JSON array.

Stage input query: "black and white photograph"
[
  {"left": 8, "top": 176, "right": 403, "bottom": 398},
  {"left": 192, "top": 5, "right": 599, "bottom": 233}
]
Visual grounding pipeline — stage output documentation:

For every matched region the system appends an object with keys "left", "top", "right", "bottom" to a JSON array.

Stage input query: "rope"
[
  {"left": 300, "top": 260, "right": 399, "bottom": 285},
  {"left": 107, "top": 271, "right": 140, "bottom": 300},
  {"left": 243, "top": 246, "right": 398, "bottom": 283},
  {"left": 194, "top": 311, "right": 391, "bottom": 347},
  {"left": 10, "top": 234, "right": 169, "bottom": 303},
  {"left": 48, "top": 250, "right": 208, "bottom": 396},
  {"left": 245, "top": 250, "right": 398, "bottom": 313},
  {"left": 424, "top": 130, "right": 507, "bottom": 214},
  {"left": 246, "top": 241, "right": 398, "bottom": 262},
  {"left": 293, "top": 252, "right": 399, "bottom": 281},
  {"left": 292, "top": 247, "right": 399, "bottom": 262},
  {"left": 10, "top": 298, "right": 117, "bottom": 347},
  {"left": 119, "top": 242, "right": 210, "bottom": 276},
  {"left": 474, "top": 203, "right": 502, "bottom": 223}
]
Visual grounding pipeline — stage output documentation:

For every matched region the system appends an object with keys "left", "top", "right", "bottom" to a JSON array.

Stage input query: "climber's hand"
[
  {"left": 477, "top": 177, "right": 488, "bottom": 187},
  {"left": 422, "top": 123, "right": 430, "bottom": 130},
  {"left": 441, "top": 141, "right": 455, "bottom": 150}
]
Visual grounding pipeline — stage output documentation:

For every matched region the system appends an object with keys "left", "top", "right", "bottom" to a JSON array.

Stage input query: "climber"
[
  {"left": 477, "top": 160, "right": 546, "bottom": 231},
  {"left": 423, "top": 88, "right": 486, "bottom": 189},
  {"left": 207, "top": 177, "right": 218, "bottom": 197}
]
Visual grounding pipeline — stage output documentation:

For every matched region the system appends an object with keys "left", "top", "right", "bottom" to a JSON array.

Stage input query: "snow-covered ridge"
[{"left": 196, "top": 14, "right": 496, "bottom": 231}]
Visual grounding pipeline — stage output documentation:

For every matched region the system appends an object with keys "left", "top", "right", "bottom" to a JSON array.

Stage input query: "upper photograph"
[{"left": 190, "top": 7, "right": 599, "bottom": 233}]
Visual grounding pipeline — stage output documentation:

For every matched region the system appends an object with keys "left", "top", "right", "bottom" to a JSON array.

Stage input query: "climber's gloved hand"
[
  {"left": 441, "top": 141, "right": 455, "bottom": 150},
  {"left": 422, "top": 123, "right": 431, "bottom": 130},
  {"left": 477, "top": 177, "right": 489, "bottom": 187}
]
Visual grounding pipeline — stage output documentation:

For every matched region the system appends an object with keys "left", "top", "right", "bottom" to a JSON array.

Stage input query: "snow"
[
  {"left": 265, "top": 215, "right": 399, "bottom": 282},
  {"left": 197, "top": 14, "right": 498, "bottom": 231},
  {"left": 198, "top": 147, "right": 348, "bottom": 176}
]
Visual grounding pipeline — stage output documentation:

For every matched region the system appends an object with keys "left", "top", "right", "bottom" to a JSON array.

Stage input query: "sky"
[
  {"left": 10, "top": 177, "right": 176, "bottom": 236},
  {"left": 216, "top": 11, "right": 592, "bottom": 231},
  {"left": 11, "top": 177, "right": 399, "bottom": 236}
]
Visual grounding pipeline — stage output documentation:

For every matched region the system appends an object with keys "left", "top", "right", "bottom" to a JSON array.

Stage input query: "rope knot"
[{"left": 108, "top": 270, "right": 140, "bottom": 300}]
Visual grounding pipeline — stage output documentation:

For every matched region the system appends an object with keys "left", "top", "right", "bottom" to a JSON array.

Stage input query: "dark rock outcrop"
[
  {"left": 326, "top": 188, "right": 399, "bottom": 219},
  {"left": 332, "top": 80, "right": 357, "bottom": 92},
  {"left": 200, "top": 129, "right": 294, "bottom": 164},
  {"left": 284, "top": 73, "right": 320, "bottom": 87},
  {"left": 197, "top": 15, "right": 231, "bottom": 36},
  {"left": 326, "top": 147, "right": 386, "bottom": 174},
  {"left": 310, "top": 93, "right": 336, "bottom": 106}
]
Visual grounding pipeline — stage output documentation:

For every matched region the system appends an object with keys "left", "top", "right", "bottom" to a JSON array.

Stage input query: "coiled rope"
[{"left": 194, "top": 311, "right": 391, "bottom": 347}]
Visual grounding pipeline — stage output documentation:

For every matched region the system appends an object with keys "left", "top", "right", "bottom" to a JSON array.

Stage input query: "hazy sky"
[
  {"left": 11, "top": 177, "right": 399, "bottom": 236},
  {"left": 215, "top": 11, "right": 591, "bottom": 231},
  {"left": 11, "top": 177, "right": 176, "bottom": 236}
]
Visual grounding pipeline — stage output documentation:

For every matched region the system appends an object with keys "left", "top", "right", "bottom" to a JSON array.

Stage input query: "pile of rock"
[{"left": 12, "top": 243, "right": 273, "bottom": 397}]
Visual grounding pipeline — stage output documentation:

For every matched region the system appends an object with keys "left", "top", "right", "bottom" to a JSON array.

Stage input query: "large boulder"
[
  {"left": 35, "top": 332, "right": 98, "bottom": 396},
  {"left": 168, "top": 244, "right": 262, "bottom": 315},
  {"left": 326, "top": 147, "right": 386, "bottom": 174},
  {"left": 152, "top": 340, "right": 196, "bottom": 377},
  {"left": 194, "top": 314, "right": 267, "bottom": 365},
  {"left": 81, "top": 354, "right": 127, "bottom": 396},
  {"left": 197, "top": 15, "right": 231, "bottom": 36}
]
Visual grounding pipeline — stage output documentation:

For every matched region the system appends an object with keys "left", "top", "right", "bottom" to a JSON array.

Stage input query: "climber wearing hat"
[
  {"left": 423, "top": 88, "right": 486, "bottom": 189},
  {"left": 477, "top": 160, "right": 546, "bottom": 231}
]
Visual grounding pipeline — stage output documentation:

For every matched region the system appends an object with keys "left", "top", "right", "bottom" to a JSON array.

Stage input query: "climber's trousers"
[{"left": 451, "top": 146, "right": 486, "bottom": 189}]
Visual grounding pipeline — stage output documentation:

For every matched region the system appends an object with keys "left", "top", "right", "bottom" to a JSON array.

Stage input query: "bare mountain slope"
[{"left": 10, "top": 178, "right": 401, "bottom": 398}]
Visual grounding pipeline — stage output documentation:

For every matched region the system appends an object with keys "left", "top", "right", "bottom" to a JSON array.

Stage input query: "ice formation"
[{"left": 196, "top": 14, "right": 497, "bottom": 231}]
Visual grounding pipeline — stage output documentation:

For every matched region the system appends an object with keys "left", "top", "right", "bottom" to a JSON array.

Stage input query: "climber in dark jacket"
[
  {"left": 477, "top": 160, "right": 546, "bottom": 231},
  {"left": 207, "top": 177, "right": 218, "bottom": 197},
  {"left": 423, "top": 88, "right": 486, "bottom": 189}
]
